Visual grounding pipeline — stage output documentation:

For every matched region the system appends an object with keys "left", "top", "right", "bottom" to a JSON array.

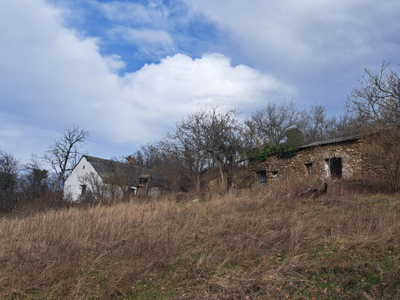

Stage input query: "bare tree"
[
  {"left": 301, "top": 104, "right": 328, "bottom": 144},
  {"left": 158, "top": 140, "right": 191, "bottom": 192},
  {"left": 44, "top": 125, "right": 89, "bottom": 192},
  {"left": 135, "top": 106, "right": 246, "bottom": 192},
  {"left": 347, "top": 61, "right": 400, "bottom": 129},
  {"left": 137, "top": 143, "right": 164, "bottom": 169},
  {"left": 246, "top": 101, "right": 302, "bottom": 147},
  {"left": 199, "top": 106, "right": 245, "bottom": 191},
  {"left": 134, "top": 141, "right": 189, "bottom": 193},
  {"left": 325, "top": 113, "right": 363, "bottom": 139},
  {"left": 166, "top": 110, "right": 210, "bottom": 192},
  {"left": 347, "top": 62, "right": 400, "bottom": 191},
  {"left": 0, "top": 150, "right": 19, "bottom": 177}
]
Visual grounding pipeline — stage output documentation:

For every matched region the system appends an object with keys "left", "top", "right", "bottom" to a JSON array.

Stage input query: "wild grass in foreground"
[{"left": 1, "top": 181, "right": 400, "bottom": 299}]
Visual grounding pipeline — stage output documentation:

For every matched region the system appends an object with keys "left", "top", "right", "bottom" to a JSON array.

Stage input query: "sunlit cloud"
[{"left": 0, "top": 0, "right": 294, "bottom": 162}]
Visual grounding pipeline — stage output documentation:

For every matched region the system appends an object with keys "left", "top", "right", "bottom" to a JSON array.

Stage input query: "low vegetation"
[{"left": 1, "top": 180, "right": 400, "bottom": 299}]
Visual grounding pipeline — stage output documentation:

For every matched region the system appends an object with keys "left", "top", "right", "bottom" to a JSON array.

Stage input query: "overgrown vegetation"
[
  {"left": 247, "top": 144, "right": 299, "bottom": 163},
  {"left": 347, "top": 62, "right": 400, "bottom": 191},
  {"left": 1, "top": 181, "right": 400, "bottom": 299}
]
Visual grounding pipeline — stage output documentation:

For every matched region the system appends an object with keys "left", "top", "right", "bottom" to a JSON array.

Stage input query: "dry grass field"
[{"left": 1, "top": 181, "right": 400, "bottom": 299}]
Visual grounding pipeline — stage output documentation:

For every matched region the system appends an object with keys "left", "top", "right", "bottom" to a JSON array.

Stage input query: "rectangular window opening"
[
  {"left": 271, "top": 170, "right": 279, "bottom": 178},
  {"left": 81, "top": 184, "right": 87, "bottom": 195},
  {"left": 305, "top": 163, "right": 313, "bottom": 175}
]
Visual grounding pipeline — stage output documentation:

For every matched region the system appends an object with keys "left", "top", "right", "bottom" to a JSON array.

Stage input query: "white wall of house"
[{"left": 63, "top": 157, "right": 103, "bottom": 201}]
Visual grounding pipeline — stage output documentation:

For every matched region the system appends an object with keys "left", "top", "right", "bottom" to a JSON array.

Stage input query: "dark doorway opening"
[
  {"left": 256, "top": 170, "right": 267, "bottom": 186},
  {"left": 326, "top": 158, "right": 342, "bottom": 179}
]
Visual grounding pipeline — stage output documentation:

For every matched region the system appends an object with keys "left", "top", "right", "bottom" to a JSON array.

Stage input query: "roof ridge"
[{"left": 299, "top": 135, "right": 361, "bottom": 149}]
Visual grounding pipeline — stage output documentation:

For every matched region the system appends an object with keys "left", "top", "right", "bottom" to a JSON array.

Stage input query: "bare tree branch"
[{"left": 44, "top": 125, "right": 89, "bottom": 192}]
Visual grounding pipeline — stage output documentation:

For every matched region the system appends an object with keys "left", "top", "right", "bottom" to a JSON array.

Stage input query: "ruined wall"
[{"left": 250, "top": 139, "right": 364, "bottom": 185}]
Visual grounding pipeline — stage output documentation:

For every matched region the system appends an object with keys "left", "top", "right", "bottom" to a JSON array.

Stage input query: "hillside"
[{"left": 1, "top": 182, "right": 400, "bottom": 299}]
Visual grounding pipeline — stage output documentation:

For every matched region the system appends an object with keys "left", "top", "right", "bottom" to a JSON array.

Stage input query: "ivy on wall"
[{"left": 247, "top": 145, "right": 298, "bottom": 163}]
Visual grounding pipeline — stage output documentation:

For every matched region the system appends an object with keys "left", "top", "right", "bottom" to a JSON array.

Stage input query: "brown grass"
[{"left": 1, "top": 181, "right": 400, "bottom": 299}]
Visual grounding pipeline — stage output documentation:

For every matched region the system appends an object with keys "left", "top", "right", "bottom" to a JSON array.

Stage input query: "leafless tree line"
[
  {"left": 0, "top": 101, "right": 367, "bottom": 212},
  {"left": 130, "top": 102, "right": 363, "bottom": 193},
  {"left": 0, "top": 125, "right": 89, "bottom": 212},
  {"left": 2, "top": 61, "right": 400, "bottom": 212},
  {"left": 133, "top": 60, "right": 400, "bottom": 193}
]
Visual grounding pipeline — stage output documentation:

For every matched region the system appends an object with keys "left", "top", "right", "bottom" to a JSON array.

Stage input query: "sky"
[{"left": 1, "top": 0, "right": 400, "bottom": 166}]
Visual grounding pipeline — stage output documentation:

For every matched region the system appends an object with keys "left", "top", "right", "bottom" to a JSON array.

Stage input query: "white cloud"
[
  {"left": 183, "top": 0, "right": 400, "bottom": 70},
  {"left": 0, "top": 0, "right": 293, "bottom": 162},
  {"left": 112, "top": 53, "right": 294, "bottom": 141}
]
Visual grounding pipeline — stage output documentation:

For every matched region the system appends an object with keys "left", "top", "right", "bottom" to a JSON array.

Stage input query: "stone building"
[{"left": 250, "top": 136, "right": 364, "bottom": 186}]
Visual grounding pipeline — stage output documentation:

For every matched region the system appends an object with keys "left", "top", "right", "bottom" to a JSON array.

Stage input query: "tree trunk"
[
  {"left": 196, "top": 173, "right": 201, "bottom": 192},
  {"left": 52, "top": 175, "right": 63, "bottom": 192},
  {"left": 218, "top": 162, "right": 224, "bottom": 191},
  {"left": 226, "top": 169, "right": 233, "bottom": 191}
]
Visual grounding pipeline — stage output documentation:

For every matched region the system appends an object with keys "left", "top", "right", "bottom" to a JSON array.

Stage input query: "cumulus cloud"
[
  {"left": 0, "top": 0, "right": 293, "bottom": 162},
  {"left": 112, "top": 53, "right": 294, "bottom": 141}
]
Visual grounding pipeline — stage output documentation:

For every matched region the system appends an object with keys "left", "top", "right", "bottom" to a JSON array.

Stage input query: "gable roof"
[{"left": 83, "top": 155, "right": 151, "bottom": 184}]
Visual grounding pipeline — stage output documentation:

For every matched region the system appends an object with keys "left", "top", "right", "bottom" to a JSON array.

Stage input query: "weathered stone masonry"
[{"left": 250, "top": 136, "right": 364, "bottom": 185}]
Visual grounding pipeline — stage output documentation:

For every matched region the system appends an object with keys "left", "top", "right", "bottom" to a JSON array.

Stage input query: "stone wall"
[{"left": 250, "top": 139, "right": 364, "bottom": 185}]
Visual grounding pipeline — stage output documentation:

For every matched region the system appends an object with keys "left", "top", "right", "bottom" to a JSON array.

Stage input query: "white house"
[{"left": 63, "top": 155, "right": 160, "bottom": 201}]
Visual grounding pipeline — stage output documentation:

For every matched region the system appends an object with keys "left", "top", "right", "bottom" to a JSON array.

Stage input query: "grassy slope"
[{"left": 1, "top": 183, "right": 400, "bottom": 299}]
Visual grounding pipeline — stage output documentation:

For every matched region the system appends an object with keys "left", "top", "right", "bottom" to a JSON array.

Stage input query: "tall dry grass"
[{"left": 1, "top": 180, "right": 400, "bottom": 299}]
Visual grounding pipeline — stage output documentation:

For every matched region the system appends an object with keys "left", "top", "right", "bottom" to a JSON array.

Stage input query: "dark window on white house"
[{"left": 81, "top": 184, "right": 87, "bottom": 195}]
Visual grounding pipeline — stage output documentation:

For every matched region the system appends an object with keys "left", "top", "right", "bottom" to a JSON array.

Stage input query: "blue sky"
[{"left": 1, "top": 0, "right": 400, "bottom": 165}]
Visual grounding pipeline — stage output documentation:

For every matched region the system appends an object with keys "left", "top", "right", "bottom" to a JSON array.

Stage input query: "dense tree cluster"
[{"left": 0, "top": 151, "right": 51, "bottom": 212}]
